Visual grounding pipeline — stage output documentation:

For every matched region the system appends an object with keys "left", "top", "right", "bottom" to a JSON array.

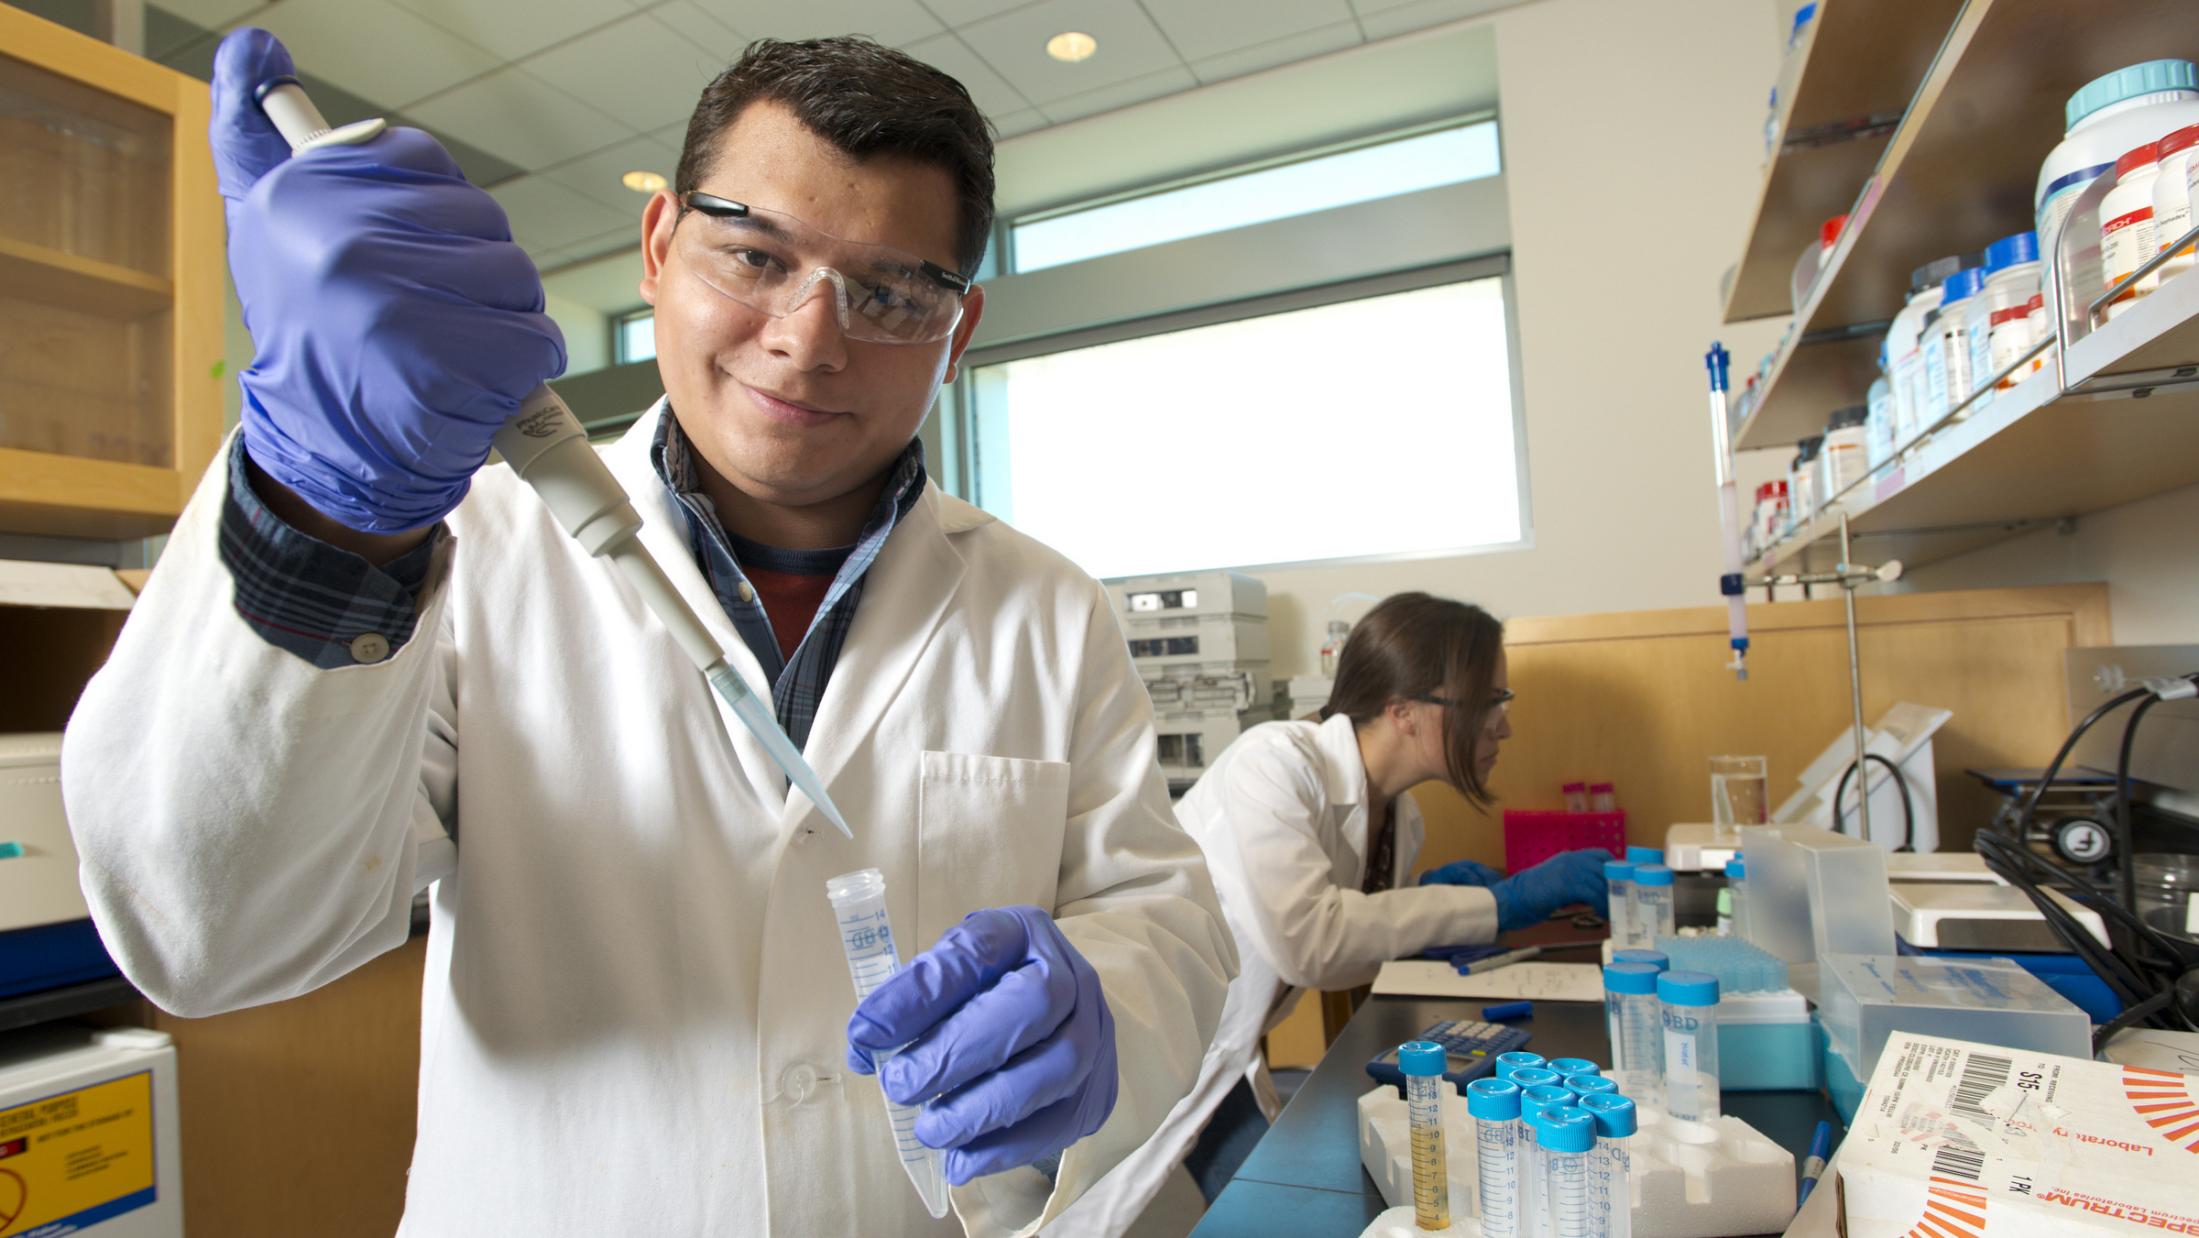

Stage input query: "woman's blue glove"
[
  {"left": 212, "top": 29, "right": 565, "bottom": 533},
  {"left": 1488, "top": 849, "right": 1611, "bottom": 932},
  {"left": 1419, "top": 858, "right": 1505, "bottom": 888},
  {"left": 846, "top": 905, "right": 1118, "bottom": 1185}
]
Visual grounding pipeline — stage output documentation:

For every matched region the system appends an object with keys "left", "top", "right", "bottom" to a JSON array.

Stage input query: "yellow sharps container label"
[{"left": 0, "top": 1071, "right": 157, "bottom": 1236}]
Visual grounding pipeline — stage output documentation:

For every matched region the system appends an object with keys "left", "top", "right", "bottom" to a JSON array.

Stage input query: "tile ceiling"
[{"left": 123, "top": 0, "right": 1514, "bottom": 270}]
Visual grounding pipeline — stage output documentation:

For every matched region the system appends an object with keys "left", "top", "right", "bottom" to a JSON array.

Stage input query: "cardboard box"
[{"left": 1838, "top": 1032, "right": 2199, "bottom": 1235}]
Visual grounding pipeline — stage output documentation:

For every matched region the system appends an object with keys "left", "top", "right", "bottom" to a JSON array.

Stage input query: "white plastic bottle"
[
  {"left": 2155, "top": 125, "right": 2199, "bottom": 284},
  {"left": 2036, "top": 61, "right": 2199, "bottom": 252},
  {"left": 1969, "top": 232, "right": 2040, "bottom": 393},
  {"left": 1819, "top": 406, "right": 1869, "bottom": 497},
  {"left": 1922, "top": 267, "right": 1983, "bottom": 422},
  {"left": 1787, "top": 436, "right": 1820, "bottom": 527},
  {"left": 1886, "top": 254, "right": 1961, "bottom": 448},
  {"left": 2101, "top": 142, "right": 2161, "bottom": 318},
  {"left": 1865, "top": 355, "right": 1895, "bottom": 471}
]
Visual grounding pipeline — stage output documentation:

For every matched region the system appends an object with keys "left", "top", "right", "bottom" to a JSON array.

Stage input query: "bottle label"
[{"left": 2103, "top": 205, "right": 2157, "bottom": 299}]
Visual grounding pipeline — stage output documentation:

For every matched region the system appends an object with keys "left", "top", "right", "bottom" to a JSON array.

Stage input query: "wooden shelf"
[
  {"left": 1721, "top": 0, "right": 1962, "bottom": 323},
  {"left": 1734, "top": 0, "right": 2199, "bottom": 450},
  {"left": 0, "top": 235, "right": 171, "bottom": 318},
  {"left": 0, "top": 447, "right": 186, "bottom": 539},
  {"left": 1752, "top": 269, "right": 2199, "bottom": 576}
]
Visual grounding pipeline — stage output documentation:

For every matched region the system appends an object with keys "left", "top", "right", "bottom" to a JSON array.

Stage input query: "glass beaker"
[{"left": 1710, "top": 756, "right": 1769, "bottom": 827}]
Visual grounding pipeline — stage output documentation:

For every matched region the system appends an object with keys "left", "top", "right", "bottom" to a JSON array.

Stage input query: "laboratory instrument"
[
  {"left": 1657, "top": 971, "right": 1720, "bottom": 1123},
  {"left": 1703, "top": 344, "right": 1749, "bottom": 681},
  {"left": 1468, "top": 1077, "right": 1523, "bottom": 1238},
  {"left": 250, "top": 76, "right": 854, "bottom": 843},
  {"left": 1577, "top": 1093, "right": 1633, "bottom": 1238},
  {"left": 1630, "top": 866, "right": 1675, "bottom": 944},
  {"left": 1400, "top": 1041, "right": 1452, "bottom": 1231},
  {"left": 1536, "top": 1106, "right": 1595, "bottom": 1238},
  {"left": 824, "top": 869, "right": 951, "bottom": 1219},
  {"left": 1603, "top": 861, "right": 1634, "bottom": 948},
  {"left": 1772, "top": 702, "right": 1949, "bottom": 852},
  {"left": 1495, "top": 1051, "right": 1547, "bottom": 1083},
  {"left": 1365, "top": 1018, "right": 1534, "bottom": 1093},
  {"left": 0, "top": 733, "right": 117, "bottom": 998},
  {"left": 1601, "top": 963, "right": 1662, "bottom": 1104},
  {"left": 1111, "top": 570, "right": 1273, "bottom": 792},
  {"left": 1708, "top": 757, "right": 1767, "bottom": 828}
]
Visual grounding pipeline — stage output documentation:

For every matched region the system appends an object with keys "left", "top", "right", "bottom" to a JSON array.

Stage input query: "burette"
[{"left": 249, "top": 75, "right": 851, "bottom": 841}]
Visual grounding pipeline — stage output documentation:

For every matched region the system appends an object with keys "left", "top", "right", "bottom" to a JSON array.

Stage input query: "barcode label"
[
  {"left": 1950, "top": 1052, "right": 2012, "bottom": 1120},
  {"left": 1931, "top": 1134, "right": 1986, "bottom": 1183}
]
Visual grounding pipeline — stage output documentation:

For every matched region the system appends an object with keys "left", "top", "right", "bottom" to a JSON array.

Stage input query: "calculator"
[{"left": 1363, "top": 1018, "right": 1533, "bottom": 1093}]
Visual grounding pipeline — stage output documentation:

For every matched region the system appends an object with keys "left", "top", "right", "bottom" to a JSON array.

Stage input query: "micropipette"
[
  {"left": 826, "top": 869, "right": 952, "bottom": 1219},
  {"left": 250, "top": 75, "right": 852, "bottom": 841}
]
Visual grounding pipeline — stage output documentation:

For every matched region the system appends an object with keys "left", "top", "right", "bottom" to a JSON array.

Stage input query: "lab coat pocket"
[{"left": 916, "top": 750, "right": 1070, "bottom": 949}]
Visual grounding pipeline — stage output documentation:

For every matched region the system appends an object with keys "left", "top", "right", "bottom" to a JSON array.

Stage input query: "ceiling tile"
[
  {"left": 539, "top": 132, "right": 683, "bottom": 211},
  {"left": 1188, "top": 20, "right": 1361, "bottom": 86},
  {"left": 155, "top": 0, "right": 270, "bottom": 28},
  {"left": 990, "top": 108, "right": 1048, "bottom": 139},
  {"left": 1354, "top": 0, "right": 1517, "bottom": 33},
  {"left": 407, "top": 67, "right": 635, "bottom": 171},
  {"left": 520, "top": 13, "right": 719, "bottom": 131},
  {"left": 691, "top": 0, "right": 944, "bottom": 46},
  {"left": 1140, "top": 0, "right": 1353, "bottom": 63},
  {"left": 920, "top": 0, "right": 1036, "bottom": 25},
  {"left": 899, "top": 34, "right": 1033, "bottom": 119},
  {"left": 650, "top": 0, "right": 750, "bottom": 61},
  {"left": 1037, "top": 64, "right": 1196, "bottom": 125},
  {"left": 388, "top": 0, "right": 634, "bottom": 61},
  {"left": 240, "top": 0, "right": 504, "bottom": 111},
  {"left": 491, "top": 175, "right": 638, "bottom": 250},
  {"left": 144, "top": 5, "right": 215, "bottom": 60},
  {"left": 958, "top": 0, "right": 1180, "bottom": 106}
]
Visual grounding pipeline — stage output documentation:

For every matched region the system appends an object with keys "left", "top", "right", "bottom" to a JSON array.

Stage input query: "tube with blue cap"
[
  {"left": 1400, "top": 1040, "right": 1452, "bottom": 1231},
  {"left": 1520, "top": 1084, "right": 1573, "bottom": 1238},
  {"left": 1579, "top": 1093, "right": 1636, "bottom": 1238},
  {"left": 1469, "top": 1078, "right": 1523, "bottom": 1238}
]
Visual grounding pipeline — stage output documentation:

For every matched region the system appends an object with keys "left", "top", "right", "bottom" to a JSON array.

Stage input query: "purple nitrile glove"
[
  {"left": 1419, "top": 858, "right": 1505, "bottom": 888},
  {"left": 846, "top": 905, "right": 1118, "bottom": 1186},
  {"left": 212, "top": 29, "right": 564, "bottom": 534},
  {"left": 1489, "top": 848, "right": 1611, "bottom": 932}
]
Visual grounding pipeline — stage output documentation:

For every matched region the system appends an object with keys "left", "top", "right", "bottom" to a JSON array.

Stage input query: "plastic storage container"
[
  {"left": 2155, "top": 124, "right": 2199, "bottom": 283},
  {"left": 2101, "top": 141, "right": 2161, "bottom": 318},
  {"left": 1816, "top": 954, "right": 2091, "bottom": 1121},
  {"left": 1787, "top": 435, "right": 1821, "bottom": 525},
  {"left": 2036, "top": 60, "right": 2199, "bottom": 250},
  {"left": 1887, "top": 254, "right": 1963, "bottom": 446},
  {"left": 1865, "top": 359, "right": 1895, "bottom": 471},
  {"left": 1819, "top": 405, "right": 1870, "bottom": 497},
  {"left": 1739, "top": 824, "right": 1895, "bottom": 969},
  {"left": 1969, "top": 232, "right": 2040, "bottom": 394},
  {"left": 1922, "top": 266, "right": 1984, "bottom": 422}
]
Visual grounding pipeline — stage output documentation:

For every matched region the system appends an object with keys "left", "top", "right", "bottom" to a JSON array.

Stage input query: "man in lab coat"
[{"left": 61, "top": 29, "right": 1233, "bottom": 1237}]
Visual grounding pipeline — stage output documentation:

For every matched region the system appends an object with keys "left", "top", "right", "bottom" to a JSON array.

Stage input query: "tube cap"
[
  {"left": 1521, "top": 1085, "right": 1575, "bottom": 1120},
  {"left": 1566, "top": 1075, "right": 1619, "bottom": 1100},
  {"left": 1604, "top": 860, "right": 1636, "bottom": 882},
  {"left": 1579, "top": 1093, "right": 1639, "bottom": 1138},
  {"left": 1819, "top": 214, "right": 1846, "bottom": 248},
  {"left": 2067, "top": 60, "right": 2199, "bottom": 131},
  {"left": 1398, "top": 1041, "right": 1447, "bottom": 1077},
  {"left": 1984, "top": 231, "right": 2039, "bottom": 273},
  {"left": 1603, "top": 961, "right": 1660, "bottom": 994},
  {"left": 1467, "top": 1077, "right": 1522, "bottom": 1120},
  {"left": 1658, "top": 969, "right": 1721, "bottom": 1007},
  {"left": 1612, "top": 949, "right": 1669, "bottom": 971},
  {"left": 1547, "top": 1058, "right": 1600, "bottom": 1078},
  {"left": 1626, "top": 847, "right": 1663, "bottom": 865},
  {"left": 1726, "top": 856, "right": 1746, "bottom": 880},
  {"left": 1494, "top": 1051, "right": 1546, "bottom": 1081},
  {"left": 1537, "top": 1105, "right": 1597, "bottom": 1153},
  {"left": 1940, "top": 267, "right": 1984, "bottom": 305},
  {"left": 1633, "top": 863, "right": 1674, "bottom": 888},
  {"left": 1510, "top": 1067, "right": 1564, "bottom": 1091}
]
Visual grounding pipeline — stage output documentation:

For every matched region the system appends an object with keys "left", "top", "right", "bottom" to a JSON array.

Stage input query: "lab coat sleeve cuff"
[{"left": 219, "top": 432, "right": 448, "bottom": 669}]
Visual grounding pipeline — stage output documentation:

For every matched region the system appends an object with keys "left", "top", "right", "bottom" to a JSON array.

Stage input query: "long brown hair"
[{"left": 1320, "top": 592, "right": 1505, "bottom": 807}]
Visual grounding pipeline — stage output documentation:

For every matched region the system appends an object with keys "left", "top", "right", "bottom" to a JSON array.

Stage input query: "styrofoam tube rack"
[{"left": 1357, "top": 1085, "right": 1794, "bottom": 1238}]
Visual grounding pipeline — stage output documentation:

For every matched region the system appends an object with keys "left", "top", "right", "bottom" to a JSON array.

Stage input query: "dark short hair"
[
  {"left": 675, "top": 36, "right": 996, "bottom": 276},
  {"left": 1321, "top": 592, "right": 1506, "bottom": 808}
]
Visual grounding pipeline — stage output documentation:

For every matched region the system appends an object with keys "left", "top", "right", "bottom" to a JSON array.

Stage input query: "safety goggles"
[
  {"left": 673, "top": 191, "right": 973, "bottom": 345},
  {"left": 1413, "top": 689, "right": 1514, "bottom": 730}
]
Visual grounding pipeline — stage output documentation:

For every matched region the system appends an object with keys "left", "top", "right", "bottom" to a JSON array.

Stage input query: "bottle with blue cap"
[
  {"left": 1520, "top": 1085, "right": 1574, "bottom": 1238},
  {"left": 1535, "top": 1105, "right": 1598, "bottom": 1238},
  {"left": 1923, "top": 264, "right": 1985, "bottom": 423},
  {"left": 1601, "top": 961, "right": 1664, "bottom": 1103},
  {"left": 1630, "top": 864, "right": 1675, "bottom": 945},
  {"left": 1603, "top": 858, "right": 1635, "bottom": 949},
  {"left": 1399, "top": 1040, "right": 1452, "bottom": 1230},
  {"left": 1578, "top": 1093, "right": 1637, "bottom": 1238},
  {"left": 1624, "top": 846, "right": 1662, "bottom": 866},
  {"left": 1468, "top": 1078, "right": 1524, "bottom": 1238},
  {"left": 2038, "top": 60, "right": 2199, "bottom": 245},
  {"left": 1971, "top": 231, "right": 2041, "bottom": 398},
  {"left": 1658, "top": 970, "right": 1723, "bottom": 1123},
  {"left": 1725, "top": 855, "right": 1752, "bottom": 942}
]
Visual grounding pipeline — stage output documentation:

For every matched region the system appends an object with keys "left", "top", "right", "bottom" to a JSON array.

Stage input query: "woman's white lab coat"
[
  {"left": 60, "top": 400, "right": 1235, "bottom": 1237},
  {"left": 1056, "top": 714, "right": 1496, "bottom": 1235}
]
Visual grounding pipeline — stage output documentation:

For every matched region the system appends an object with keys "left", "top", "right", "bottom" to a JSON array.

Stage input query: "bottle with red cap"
[
  {"left": 2101, "top": 141, "right": 2161, "bottom": 317},
  {"left": 2155, "top": 124, "right": 2199, "bottom": 283}
]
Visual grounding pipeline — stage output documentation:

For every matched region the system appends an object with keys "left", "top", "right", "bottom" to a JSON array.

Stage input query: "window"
[
  {"left": 1008, "top": 121, "right": 1501, "bottom": 274},
  {"left": 959, "top": 270, "right": 1525, "bottom": 580},
  {"left": 614, "top": 309, "right": 656, "bottom": 364}
]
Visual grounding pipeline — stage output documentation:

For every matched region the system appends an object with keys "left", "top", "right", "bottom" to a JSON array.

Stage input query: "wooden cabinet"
[{"left": 0, "top": 5, "right": 222, "bottom": 539}]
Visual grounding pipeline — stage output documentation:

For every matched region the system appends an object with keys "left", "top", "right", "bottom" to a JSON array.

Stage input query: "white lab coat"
[
  {"left": 61, "top": 400, "right": 1235, "bottom": 1237},
  {"left": 1057, "top": 715, "right": 1496, "bottom": 1236}
]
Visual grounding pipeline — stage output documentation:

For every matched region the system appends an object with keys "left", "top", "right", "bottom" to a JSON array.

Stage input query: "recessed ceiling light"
[
  {"left": 622, "top": 170, "right": 667, "bottom": 193},
  {"left": 1046, "top": 31, "right": 1097, "bottom": 63}
]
